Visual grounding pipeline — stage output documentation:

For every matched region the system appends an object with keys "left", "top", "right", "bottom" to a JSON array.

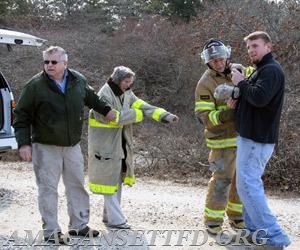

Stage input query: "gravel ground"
[{"left": 0, "top": 161, "right": 299, "bottom": 250}]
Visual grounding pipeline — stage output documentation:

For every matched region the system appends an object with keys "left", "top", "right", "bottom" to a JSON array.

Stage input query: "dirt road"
[{"left": 0, "top": 161, "right": 299, "bottom": 249}]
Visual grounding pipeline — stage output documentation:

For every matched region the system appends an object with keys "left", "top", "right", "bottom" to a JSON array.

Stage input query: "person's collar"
[
  {"left": 46, "top": 69, "right": 68, "bottom": 83},
  {"left": 222, "top": 66, "right": 231, "bottom": 76},
  {"left": 59, "top": 69, "right": 68, "bottom": 84},
  {"left": 256, "top": 52, "right": 273, "bottom": 68},
  {"left": 208, "top": 68, "right": 229, "bottom": 78},
  {"left": 107, "top": 78, "right": 123, "bottom": 96}
]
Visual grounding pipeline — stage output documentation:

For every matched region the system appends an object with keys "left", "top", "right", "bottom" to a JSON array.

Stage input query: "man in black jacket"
[{"left": 231, "top": 31, "right": 291, "bottom": 249}]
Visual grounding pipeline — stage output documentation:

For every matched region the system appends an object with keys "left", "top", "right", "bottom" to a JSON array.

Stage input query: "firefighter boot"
[
  {"left": 229, "top": 219, "right": 245, "bottom": 229},
  {"left": 206, "top": 224, "right": 223, "bottom": 235}
]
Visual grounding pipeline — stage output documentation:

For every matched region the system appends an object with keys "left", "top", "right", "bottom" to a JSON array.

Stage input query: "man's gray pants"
[{"left": 32, "top": 143, "right": 89, "bottom": 238}]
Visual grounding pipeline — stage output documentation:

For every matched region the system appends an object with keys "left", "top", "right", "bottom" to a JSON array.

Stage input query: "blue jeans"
[{"left": 236, "top": 136, "right": 291, "bottom": 247}]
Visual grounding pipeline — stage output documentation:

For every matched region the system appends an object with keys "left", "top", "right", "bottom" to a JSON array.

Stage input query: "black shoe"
[
  {"left": 107, "top": 223, "right": 131, "bottom": 229},
  {"left": 69, "top": 226, "right": 99, "bottom": 237},
  {"left": 44, "top": 232, "right": 70, "bottom": 244}
]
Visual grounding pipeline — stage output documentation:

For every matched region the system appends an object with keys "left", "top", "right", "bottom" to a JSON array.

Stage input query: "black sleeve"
[
  {"left": 84, "top": 84, "right": 111, "bottom": 116},
  {"left": 238, "top": 65, "right": 283, "bottom": 107}
]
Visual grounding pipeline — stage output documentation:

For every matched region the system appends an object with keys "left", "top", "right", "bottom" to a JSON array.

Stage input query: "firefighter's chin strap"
[{"left": 207, "top": 59, "right": 231, "bottom": 76}]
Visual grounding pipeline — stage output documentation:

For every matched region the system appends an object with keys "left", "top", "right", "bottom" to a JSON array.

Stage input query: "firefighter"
[
  {"left": 194, "top": 38, "right": 245, "bottom": 234},
  {"left": 88, "top": 66, "right": 179, "bottom": 229}
]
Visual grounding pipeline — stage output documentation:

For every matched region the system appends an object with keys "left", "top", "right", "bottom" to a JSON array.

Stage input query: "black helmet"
[{"left": 200, "top": 38, "right": 231, "bottom": 64}]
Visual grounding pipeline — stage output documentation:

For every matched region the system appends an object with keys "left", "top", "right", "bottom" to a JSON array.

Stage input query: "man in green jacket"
[{"left": 13, "top": 46, "right": 116, "bottom": 244}]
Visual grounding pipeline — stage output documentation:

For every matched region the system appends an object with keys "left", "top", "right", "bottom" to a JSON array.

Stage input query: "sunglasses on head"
[{"left": 44, "top": 60, "right": 62, "bottom": 65}]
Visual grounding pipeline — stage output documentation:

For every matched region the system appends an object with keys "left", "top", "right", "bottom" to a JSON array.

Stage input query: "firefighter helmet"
[{"left": 200, "top": 38, "right": 231, "bottom": 64}]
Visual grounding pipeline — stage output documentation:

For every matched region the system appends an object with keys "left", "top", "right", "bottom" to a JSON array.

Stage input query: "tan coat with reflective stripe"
[
  {"left": 88, "top": 83, "right": 172, "bottom": 194},
  {"left": 195, "top": 69, "right": 237, "bottom": 148}
]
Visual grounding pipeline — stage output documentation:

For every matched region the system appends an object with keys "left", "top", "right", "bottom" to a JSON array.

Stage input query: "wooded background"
[{"left": 1, "top": 0, "right": 299, "bottom": 193}]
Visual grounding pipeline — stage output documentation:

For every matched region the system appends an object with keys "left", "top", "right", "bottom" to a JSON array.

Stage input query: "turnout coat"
[{"left": 88, "top": 83, "right": 173, "bottom": 194}]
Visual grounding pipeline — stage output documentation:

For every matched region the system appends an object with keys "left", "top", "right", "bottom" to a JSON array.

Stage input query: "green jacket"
[
  {"left": 13, "top": 69, "right": 111, "bottom": 147},
  {"left": 88, "top": 83, "right": 174, "bottom": 194}
]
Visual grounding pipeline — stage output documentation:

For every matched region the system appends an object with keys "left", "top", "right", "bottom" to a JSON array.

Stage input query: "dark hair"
[{"left": 244, "top": 31, "right": 272, "bottom": 44}]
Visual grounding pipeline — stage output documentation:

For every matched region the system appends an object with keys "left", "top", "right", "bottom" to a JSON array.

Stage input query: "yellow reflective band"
[
  {"left": 244, "top": 66, "right": 255, "bottom": 78},
  {"left": 123, "top": 175, "right": 136, "bottom": 186},
  {"left": 88, "top": 182, "right": 118, "bottom": 194},
  {"left": 195, "top": 101, "right": 215, "bottom": 111},
  {"left": 227, "top": 201, "right": 243, "bottom": 213},
  {"left": 115, "top": 110, "right": 120, "bottom": 123},
  {"left": 89, "top": 118, "right": 123, "bottom": 128},
  {"left": 208, "top": 110, "right": 221, "bottom": 126},
  {"left": 206, "top": 137, "right": 237, "bottom": 149},
  {"left": 152, "top": 108, "right": 167, "bottom": 121},
  {"left": 217, "top": 105, "right": 227, "bottom": 110},
  {"left": 131, "top": 99, "right": 146, "bottom": 109},
  {"left": 204, "top": 207, "right": 225, "bottom": 219},
  {"left": 134, "top": 109, "right": 143, "bottom": 123}
]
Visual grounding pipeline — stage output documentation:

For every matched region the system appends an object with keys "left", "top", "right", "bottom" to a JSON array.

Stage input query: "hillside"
[{"left": 0, "top": 0, "right": 299, "bottom": 193}]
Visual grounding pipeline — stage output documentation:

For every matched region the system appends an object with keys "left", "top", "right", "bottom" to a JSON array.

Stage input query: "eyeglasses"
[{"left": 44, "top": 60, "right": 62, "bottom": 65}]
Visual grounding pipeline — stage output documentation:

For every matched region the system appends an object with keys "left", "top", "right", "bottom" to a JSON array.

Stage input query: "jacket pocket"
[{"left": 94, "top": 152, "right": 112, "bottom": 161}]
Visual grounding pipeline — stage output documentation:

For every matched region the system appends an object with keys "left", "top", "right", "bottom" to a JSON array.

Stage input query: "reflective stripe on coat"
[{"left": 88, "top": 83, "right": 171, "bottom": 194}]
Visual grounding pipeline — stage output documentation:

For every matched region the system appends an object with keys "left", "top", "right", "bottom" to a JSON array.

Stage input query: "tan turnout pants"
[{"left": 204, "top": 147, "right": 243, "bottom": 226}]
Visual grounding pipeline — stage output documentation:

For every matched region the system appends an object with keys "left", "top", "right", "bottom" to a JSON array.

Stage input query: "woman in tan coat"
[{"left": 88, "top": 66, "right": 179, "bottom": 229}]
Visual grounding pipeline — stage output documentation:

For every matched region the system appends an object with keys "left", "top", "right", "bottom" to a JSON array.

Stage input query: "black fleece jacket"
[{"left": 235, "top": 52, "right": 285, "bottom": 143}]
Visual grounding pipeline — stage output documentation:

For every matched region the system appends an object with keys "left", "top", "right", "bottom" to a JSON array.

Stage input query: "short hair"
[
  {"left": 43, "top": 46, "right": 68, "bottom": 61},
  {"left": 110, "top": 66, "right": 135, "bottom": 85},
  {"left": 244, "top": 31, "right": 272, "bottom": 44}
]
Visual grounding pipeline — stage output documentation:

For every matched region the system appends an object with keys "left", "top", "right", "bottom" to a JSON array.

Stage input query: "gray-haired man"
[{"left": 13, "top": 46, "right": 116, "bottom": 243}]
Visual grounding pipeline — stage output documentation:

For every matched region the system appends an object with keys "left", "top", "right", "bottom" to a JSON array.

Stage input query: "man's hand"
[
  {"left": 19, "top": 145, "right": 32, "bottom": 162},
  {"left": 227, "top": 97, "right": 237, "bottom": 109},
  {"left": 105, "top": 109, "right": 117, "bottom": 121},
  {"left": 231, "top": 68, "right": 245, "bottom": 85}
]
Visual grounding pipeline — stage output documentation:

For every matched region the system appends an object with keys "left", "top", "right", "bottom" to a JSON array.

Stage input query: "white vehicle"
[{"left": 0, "top": 29, "right": 46, "bottom": 152}]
